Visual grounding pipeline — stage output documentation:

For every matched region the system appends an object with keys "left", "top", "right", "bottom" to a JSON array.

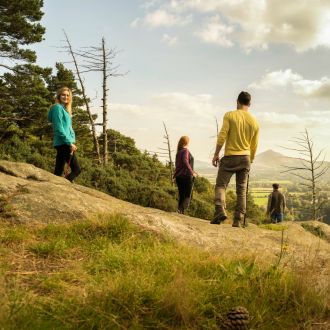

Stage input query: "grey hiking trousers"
[{"left": 215, "top": 155, "right": 250, "bottom": 220}]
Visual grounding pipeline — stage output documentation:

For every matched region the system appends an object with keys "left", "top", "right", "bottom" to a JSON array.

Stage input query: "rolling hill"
[{"left": 195, "top": 150, "right": 330, "bottom": 184}]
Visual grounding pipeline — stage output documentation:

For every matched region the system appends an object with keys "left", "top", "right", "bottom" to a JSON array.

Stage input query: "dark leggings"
[
  {"left": 54, "top": 145, "right": 81, "bottom": 182},
  {"left": 176, "top": 175, "right": 193, "bottom": 213}
]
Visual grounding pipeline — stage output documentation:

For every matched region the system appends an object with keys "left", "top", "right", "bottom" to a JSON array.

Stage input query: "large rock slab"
[{"left": 0, "top": 160, "right": 329, "bottom": 276}]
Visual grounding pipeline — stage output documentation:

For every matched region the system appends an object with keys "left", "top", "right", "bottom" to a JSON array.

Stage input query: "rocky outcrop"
[{"left": 0, "top": 160, "right": 329, "bottom": 273}]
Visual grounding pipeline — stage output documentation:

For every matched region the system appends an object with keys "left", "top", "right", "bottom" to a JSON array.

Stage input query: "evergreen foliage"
[
  {"left": 0, "top": 0, "right": 45, "bottom": 63},
  {"left": 0, "top": 60, "right": 263, "bottom": 221},
  {"left": 0, "top": 0, "right": 262, "bottom": 221}
]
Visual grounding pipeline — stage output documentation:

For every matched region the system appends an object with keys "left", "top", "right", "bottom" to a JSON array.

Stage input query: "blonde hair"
[
  {"left": 55, "top": 87, "right": 73, "bottom": 116},
  {"left": 177, "top": 136, "right": 189, "bottom": 153}
]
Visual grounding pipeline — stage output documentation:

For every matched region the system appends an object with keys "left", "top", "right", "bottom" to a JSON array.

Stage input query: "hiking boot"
[
  {"left": 211, "top": 206, "right": 227, "bottom": 224},
  {"left": 232, "top": 219, "right": 241, "bottom": 227}
]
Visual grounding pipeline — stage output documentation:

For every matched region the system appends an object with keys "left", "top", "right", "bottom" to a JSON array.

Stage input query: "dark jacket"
[
  {"left": 174, "top": 148, "right": 194, "bottom": 178},
  {"left": 267, "top": 190, "right": 286, "bottom": 214}
]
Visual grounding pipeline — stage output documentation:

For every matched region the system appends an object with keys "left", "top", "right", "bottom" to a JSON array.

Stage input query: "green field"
[
  {"left": 251, "top": 190, "right": 270, "bottom": 207},
  {"left": 252, "top": 196, "right": 269, "bottom": 207}
]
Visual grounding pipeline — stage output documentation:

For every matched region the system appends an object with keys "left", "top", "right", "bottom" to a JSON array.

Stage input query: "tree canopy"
[{"left": 0, "top": 0, "right": 45, "bottom": 64}]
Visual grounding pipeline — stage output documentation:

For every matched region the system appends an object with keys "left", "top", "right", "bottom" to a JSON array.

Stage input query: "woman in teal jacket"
[{"left": 48, "top": 87, "right": 81, "bottom": 182}]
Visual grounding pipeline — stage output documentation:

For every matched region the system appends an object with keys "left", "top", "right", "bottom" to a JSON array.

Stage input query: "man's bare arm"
[{"left": 212, "top": 144, "right": 222, "bottom": 167}]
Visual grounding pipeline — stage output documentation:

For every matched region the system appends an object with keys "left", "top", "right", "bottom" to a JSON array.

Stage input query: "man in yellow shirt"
[{"left": 211, "top": 91, "right": 259, "bottom": 227}]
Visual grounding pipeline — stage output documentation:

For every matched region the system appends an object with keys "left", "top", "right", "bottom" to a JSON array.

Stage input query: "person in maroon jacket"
[{"left": 173, "top": 136, "right": 197, "bottom": 214}]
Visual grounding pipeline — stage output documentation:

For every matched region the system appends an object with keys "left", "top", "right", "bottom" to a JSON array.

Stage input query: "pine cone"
[{"left": 220, "top": 306, "right": 250, "bottom": 330}]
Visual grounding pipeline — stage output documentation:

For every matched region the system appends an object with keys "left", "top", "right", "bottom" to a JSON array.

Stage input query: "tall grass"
[{"left": 0, "top": 214, "right": 328, "bottom": 329}]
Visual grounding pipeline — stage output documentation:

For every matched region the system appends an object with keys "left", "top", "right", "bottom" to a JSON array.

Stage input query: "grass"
[
  {"left": 250, "top": 190, "right": 269, "bottom": 207},
  {"left": 301, "top": 223, "right": 330, "bottom": 243},
  {"left": 0, "top": 195, "right": 16, "bottom": 219},
  {"left": 259, "top": 224, "right": 289, "bottom": 231},
  {"left": 252, "top": 196, "right": 268, "bottom": 207},
  {"left": 0, "top": 214, "right": 328, "bottom": 329}
]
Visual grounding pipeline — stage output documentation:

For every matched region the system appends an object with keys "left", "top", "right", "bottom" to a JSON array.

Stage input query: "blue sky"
[{"left": 34, "top": 0, "right": 330, "bottom": 161}]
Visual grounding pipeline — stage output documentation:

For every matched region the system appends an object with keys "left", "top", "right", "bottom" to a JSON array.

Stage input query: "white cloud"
[
  {"left": 162, "top": 33, "right": 178, "bottom": 46},
  {"left": 130, "top": 18, "right": 141, "bottom": 28},
  {"left": 255, "top": 111, "right": 330, "bottom": 129},
  {"left": 112, "top": 92, "right": 221, "bottom": 122},
  {"left": 150, "top": 92, "right": 219, "bottom": 118},
  {"left": 142, "top": 0, "right": 162, "bottom": 10},
  {"left": 250, "top": 69, "right": 302, "bottom": 89},
  {"left": 195, "top": 15, "right": 234, "bottom": 47},
  {"left": 294, "top": 77, "right": 330, "bottom": 99},
  {"left": 111, "top": 103, "right": 148, "bottom": 115},
  {"left": 111, "top": 93, "right": 330, "bottom": 162},
  {"left": 111, "top": 92, "right": 221, "bottom": 161},
  {"left": 143, "top": 9, "right": 192, "bottom": 28},
  {"left": 250, "top": 69, "right": 330, "bottom": 100},
  {"left": 138, "top": 0, "right": 330, "bottom": 51}
]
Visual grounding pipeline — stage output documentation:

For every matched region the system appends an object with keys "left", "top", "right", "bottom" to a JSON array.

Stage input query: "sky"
[{"left": 33, "top": 0, "right": 330, "bottom": 162}]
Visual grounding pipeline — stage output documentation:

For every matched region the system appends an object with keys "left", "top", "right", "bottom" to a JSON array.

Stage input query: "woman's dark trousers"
[
  {"left": 176, "top": 175, "right": 193, "bottom": 214},
  {"left": 54, "top": 145, "right": 81, "bottom": 182}
]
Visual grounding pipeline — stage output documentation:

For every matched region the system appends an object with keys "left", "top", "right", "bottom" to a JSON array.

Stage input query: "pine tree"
[
  {"left": 0, "top": 64, "right": 52, "bottom": 140},
  {"left": 0, "top": 0, "right": 45, "bottom": 67}
]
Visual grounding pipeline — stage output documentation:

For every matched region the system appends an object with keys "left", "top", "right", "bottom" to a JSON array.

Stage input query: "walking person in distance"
[
  {"left": 212, "top": 91, "right": 259, "bottom": 227},
  {"left": 173, "top": 136, "right": 197, "bottom": 214},
  {"left": 267, "top": 183, "right": 286, "bottom": 223},
  {"left": 48, "top": 87, "right": 81, "bottom": 182}
]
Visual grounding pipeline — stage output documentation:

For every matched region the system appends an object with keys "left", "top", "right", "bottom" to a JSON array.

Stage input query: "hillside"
[
  {"left": 1, "top": 160, "right": 329, "bottom": 266},
  {"left": 1, "top": 160, "right": 329, "bottom": 329},
  {"left": 195, "top": 149, "right": 330, "bottom": 184}
]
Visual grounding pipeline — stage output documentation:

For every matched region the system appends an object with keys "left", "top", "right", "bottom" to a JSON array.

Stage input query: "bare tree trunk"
[
  {"left": 101, "top": 38, "right": 109, "bottom": 165},
  {"left": 282, "top": 128, "right": 328, "bottom": 221},
  {"left": 215, "top": 115, "right": 219, "bottom": 136},
  {"left": 63, "top": 31, "right": 101, "bottom": 164},
  {"left": 66, "top": 36, "right": 126, "bottom": 165},
  {"left": 305, "top": 129, "right": 316, "bottom": 221},
  {"left": 305, "top": 130, "right": 316, "bottom": 220},
  {"left": 163, "top": 122, "right": 174, "bottom": 185}
]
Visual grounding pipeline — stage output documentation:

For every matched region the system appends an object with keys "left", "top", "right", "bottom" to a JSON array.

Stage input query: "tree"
[
  {"left": 322, "top": 202, "right": 330, "bottom": 225},
  {"left": 0, "top": 64, "right": 52, "bottom": 140},
  {"left": 282, "top": 129, "right": 329, "bottom": 221},
  {"left": 63, "top": 32, "right": 101, "bottom": 164},
  {"left": 0, "top": 0, "right": 45, "bottom": 69},
  {"left": 162, "top": 122, "right": 174, "bottom": 185},
  {"left": 74, "top": 37, "right": 125, "bottom": 165}
]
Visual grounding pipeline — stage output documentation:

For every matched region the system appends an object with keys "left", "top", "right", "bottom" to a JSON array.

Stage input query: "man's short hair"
[
  {"left": 272, "top": 183, "right": 279, "bottom": 190},
  {"left": 237, "top": 91, "right": 251, "bottom": 106}
]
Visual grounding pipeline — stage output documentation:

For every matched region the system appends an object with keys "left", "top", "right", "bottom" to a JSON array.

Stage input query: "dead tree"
[
  {"left": 76, "top": 38, "right": 125, "bottom": 165},
  {"left": 215, "top": 115, "right": 219, "bottom": 137},
  {"left": 160, "top": 122, "right": 174, "bottom": 185},
  {"left": 282, "top": 129, "right": 329, "bottom": 221},
  {"left": 63, "top": 31, "right": 101, "bottom": 164}
]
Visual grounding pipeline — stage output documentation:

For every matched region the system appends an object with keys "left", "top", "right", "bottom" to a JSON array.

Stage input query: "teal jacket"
[{"left": 48, "top": 103, "right": 75, "bottom": 146}]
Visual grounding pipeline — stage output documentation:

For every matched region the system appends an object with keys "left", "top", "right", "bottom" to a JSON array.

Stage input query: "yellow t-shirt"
[{"left": 217, "top": 110, "right": 259, "bottom": 162}]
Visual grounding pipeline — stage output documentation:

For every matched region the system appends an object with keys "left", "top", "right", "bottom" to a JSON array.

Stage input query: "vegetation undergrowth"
[
  {"left": 301, "top": 223, "right": 330, "bottom": 243},
  {"left": 0, "top": 214, "right": 328, "bottom": 329},
  {"left": 258, "top": 223, "right": 289, "bottom": 231}
]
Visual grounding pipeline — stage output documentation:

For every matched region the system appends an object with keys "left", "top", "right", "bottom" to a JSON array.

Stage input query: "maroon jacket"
[{"left": 174, "top": 148, "right": 194, "bottom": 178}]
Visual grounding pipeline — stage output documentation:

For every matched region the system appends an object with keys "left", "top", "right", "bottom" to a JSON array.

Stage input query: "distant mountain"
[
  {"left": 254, "top": 150, "right": 287, "bottom": 164},
  {"left": 252, "top": 149, "right": 330, "bottom": 183},
  {"left": 194, "top": 159, "right": 214, "bottom": 170},
  {"left": 195, "top": 150, "right": 330, "bottom": 184}
]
